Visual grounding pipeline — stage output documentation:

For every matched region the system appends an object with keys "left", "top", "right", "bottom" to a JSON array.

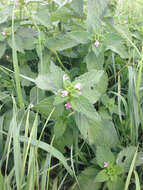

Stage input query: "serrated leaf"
[
  {"left": 86, "top": 50, "right": 104, "bottom": 70},
  {"left": 94, "top": 119, "right": 119, "bottom": 147},
  {"left": 16, "top": 27, "right": 36, "bottom": 50},
  {"left": 107, "top": 178, "right": 124, "bottom": 190},
  {"left": 71, "top": 167, "right": 101, "bottom": 190},
  {"left": 35, "top": 74, "right": 57, "bottom": 91},
  {"left": 86, "top": 0, "right": 108, "bottom": 32},
  {"left": 54, "top": 117, "right": 66, "bottom": 138},
  {"left": 71, "top": 96, "right": 101, "bottom": 122},
  {"left": 50, "top": 62, "right": 65, "bottom": 89},
  {"left": 33, "top": 5, "right": 51, "bottom": 28},
  {"left": 104, "top": 33, "right": 128, "bottom": 58},
  {"left": 74, "top": 69, "right": 104, "bottom": 89},
  {"left": 82, "top": 87, "right": 101, "bottom": 104},
  {"left": 96, "top": 146, "right": 115, "bottom": 168},
  {"left": 68, "top": 31, "right": 91, "bottom": 44},
  {"left": 0, "top": 5, "right": 13, "bottom": 24},
  {"left": 116, "top": 146, "right": 137, "bottom": 173},
  {"left": 8, "top": 35, "right": 24, "bottom": 53},
  {"left": 75, "top": 112, "right": 101, "bottom": 144},
  {"left": 33, "top": 96, "right": 64, "bottom": 119},
  {"left": 35, "top": 62, "right": 65, "bottom": 91},
  {"left": 46, "top": 33, "right": 79, "bottom": 51},
  {"left": 94, "top": 169, "right": 109, "bottom": 183},
  {"left": 54, "top": 94, "right": 68, "bottom": 105},
  {"left": 70, "top": 0, "right": 83, "bottom": 16}
]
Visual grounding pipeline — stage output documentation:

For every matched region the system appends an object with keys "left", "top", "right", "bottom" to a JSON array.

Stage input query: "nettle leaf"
[
  {"left": 46, "top": 33, "right": 79, "bottom": 51},
  {"left": 16, "top": 27, "right": 36, "bottom": 50},
  {"left": 33, "top": 5, "right": 51, "bottom": 28},
  {"left": 8, "top": 35, "right": 24, "bottom": 53},
  {"left": 46, "top": 31, "right": 90, "bottom": 51},
  {"left": 54, "top": 117, "right": 67, "bottom": 139},
  {"left": 96, "top": 146, "right": 115, "bottom": 168},
  {"left": 75, "top": 112, "right": 101, "bottom": 144},
  {"left": 107, "top": 178, "right": 124, "bottom": 190},
  {"left": 50, "top": 62, "right": 65, "bottom": 89},
  {"left": 86, "top": 0, "right": 108, "bottom": 32},
  {"left": 116, "top": 146, "right": 137, "bottom": 173},
  {"left": 94, "top": 169, "right": 109, "bottom": 183},
  {"left": 33, "top": 96, "right": 64, "bottom": 119},
  {"left": 51, "top": 7, "right": 78, "bottom": 22},
  {"left": 72, "top": 167, "right": 101, "bottom": 190},
  {"left": 0, "top": 5, "right": 13, "bottom": 24},
  {"left": 82, "top": 87, "right": 101, "bottom": 104},
  {"left": 86, "top": 50, "right": 104, "bottom": 70},
  {"left": 35, "top": 74, "right": 57, "bottom": 91},
  {"left": 104, "top": 33, "right": 128, "bottom": 59},
  {"left": 35, "top": 62, "right": 65, "bottom": 91},
  {"left": 74, "top": 69, "right": 104, "bottom": 88},
  {"left": 0, "top": 42, "right": 6, "bottom": 58},
  {"left": 70, "top": 0, "right": 83, "bottom": 16},
  {"left": 71, "top": 96, "right": 101, "bottom": 122},
  {"left": 94, "top": 119, "right": 119, "bottom": 147},
  {"left": 68, "top": 31, "right": 91, "bottom": 44},
  {"left": 54, "top": 94, "right": 68, "bottom": 105}
]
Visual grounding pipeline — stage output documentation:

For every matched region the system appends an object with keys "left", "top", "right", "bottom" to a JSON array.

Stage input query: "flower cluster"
[{"left": 57, "top": 74, "right": 82, "bottom": 110}]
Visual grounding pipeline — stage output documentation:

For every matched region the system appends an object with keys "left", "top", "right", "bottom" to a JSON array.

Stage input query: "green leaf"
[
  {"left": 50, "top": 62, "right": 65, "bottom": 89},
  {"left": 107, "top": 178, "right": 124, "bottom": 190},
  {"left": 104, "top": 33, "right": 128, "bottom": 59},
  {"left": 35, "top": 62, "right": 65, "bottom": 91},
  {"left": 96, "top": 146, "right": 115, "bottom": 168},
  {"left": 70, "top": 0, "right": 83, "bottom": 16},
  {"left": 35, "top": 74, "right": 57, "bottom": 91},
  {"left": 46, "top": 33, "right": 79, "bottom": 51},
  {"left": 54, "top": 94, "right": 68, "bottom": 105},
  {"left": 33, "top": 96, "right": 64, "bottom": 119},
  {"left": 68, "top": 31, "right": 91, "bottom": 44},
  {"left": 94, "top": 169, "right": 109, "bottom": 183},
  {"left": 75, "top": 112, "right": 101, "bottom": 144},
  {"left": 94, "top": 119, "right": 119, "bottom": 147},
  {"left": 33, "top": 5, "right": 51, "bottom": 28},
  {"left": 74, "top": 69, "right": 104, "bottom": 89},
  {"left": 0, "top": 5, "right": 13, "bottom": 24},
  {"left": 8, "top": 35, "right": 24, "bottom": 53},
  {"left": 54, "top": 117, "right": 67, "bottom": 138},
  {"left": 86, "top": 0, "right": 108, "bottom": 32},
  {"left": 16, "top": 27, "right": 36, "bottom": 50},
  {"left": 72, "top": 167, "right": 101, "bottom": 190},
  {"left": 71, "top": 96, "right": 101, "bottom": 121},
  {"left": 0, "top": 42, "right": 6, "bottom": 58},
  {"left": 116, "top": 146, "right": 137, "bottom": 173},
  {"left": 86, "top": 50, "right": 104, "bottom": 70}
]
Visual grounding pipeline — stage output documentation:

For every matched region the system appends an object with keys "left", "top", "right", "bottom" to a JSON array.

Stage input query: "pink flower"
[
  {"left": 6, "top": 55, "right": 10, "bottom": 60},
  {"left": 94, "top": 40, "right": 100, "bottom": 47},
  {"left": 65, "top": 103, "right": 71, "bottom": 110},
  {"left": 63, "top": 74, "right": 69, "bottom": 81},
  {"left": 75, "top": 83, "right": 82, "bottom": 90},
  {"left": 104, "top": 162, "right": 108, "bottom": 168},
  {"left": 78, "top": 91, "right": 82, "bottom": 95},
  {"left": 61, "top": 90, "right": 68, "bottom": 97},
  {"left": 15, "top": 1, "right": 19, "bottom": 6},
  {"left": 1, "top": 32, "right": 6, "bottom": 36}
]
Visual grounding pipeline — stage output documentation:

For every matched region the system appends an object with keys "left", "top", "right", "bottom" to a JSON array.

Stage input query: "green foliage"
[{"left": 0, "top": 0, "right": 143, "bottom": 189}]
